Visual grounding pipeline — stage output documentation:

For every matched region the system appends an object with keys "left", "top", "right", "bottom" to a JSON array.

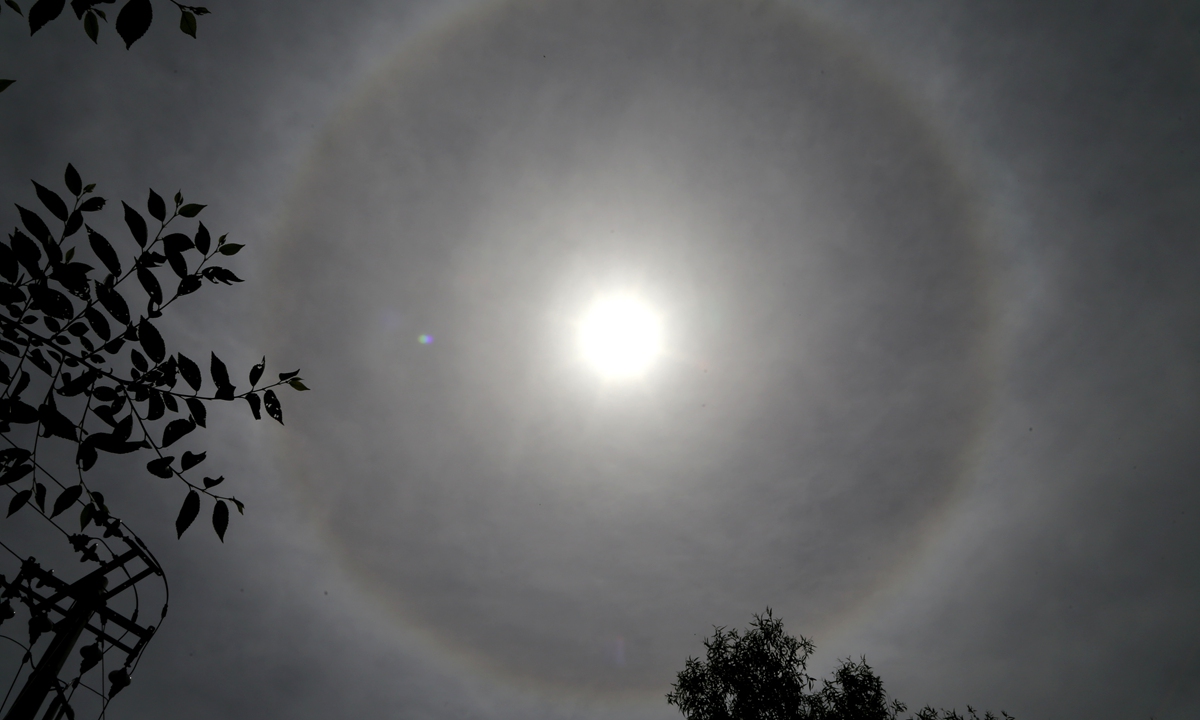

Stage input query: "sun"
[{"left": 577, "top": 295, "right": 663, "bottom": 379}]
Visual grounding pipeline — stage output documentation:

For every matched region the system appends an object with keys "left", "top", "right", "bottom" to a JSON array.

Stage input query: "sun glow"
[{"left": 577, "top": 295, "right": 663, "bottom": 379}]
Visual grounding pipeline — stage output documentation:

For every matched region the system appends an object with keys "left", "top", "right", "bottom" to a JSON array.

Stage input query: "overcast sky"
[{"left": 2, "top": 1, "right": 1199, "bottom": 719}]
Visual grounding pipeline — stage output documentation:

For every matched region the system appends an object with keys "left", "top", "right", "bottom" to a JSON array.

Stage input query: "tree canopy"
[{"left": 668, "top": 609, "right": 1014, "bottom": 720}]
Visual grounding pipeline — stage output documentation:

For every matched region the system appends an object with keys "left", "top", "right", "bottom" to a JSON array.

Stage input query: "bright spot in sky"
[{"left": 577, "top": 295, "right": 663, "bottom": 378}]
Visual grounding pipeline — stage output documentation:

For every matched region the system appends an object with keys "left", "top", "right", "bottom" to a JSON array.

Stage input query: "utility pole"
[{"left": 0, "top": 536, "right": 161, "bottom": 720}]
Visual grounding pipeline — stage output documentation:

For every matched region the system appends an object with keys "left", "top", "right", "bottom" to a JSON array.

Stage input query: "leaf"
[
  {"left": 83, "top": 8, "right": 97, "bottom": 41},
  {"left": 146, "top": 389, "right": 163, "bottom": 420},
  {"left": 76, "top": 442, "right": 97, "bottom": 471},
  {"left": 137, "top": 266, "right": 162, "bottom": 306},
  {"left": 175, "top": 489, "right": 199, "bottom": 538},
  {"left": 16, "top": 205, "right": 52, "bottom": 244},
  {"left": 84, "top": 305, "right": 110, "bottom": 340},
  {"left": 10, "top": 229, "right": 42, "bottom": 277},
  {"left": 202, "top": 475, "right": 223, "bottom": 488},
  {"left": 146, "top": 188, "right": 165, "bottom": 222},
  {"left": 248, "top": 356, "right": 264, "bottom": 386},
  {"left": 212, "top": 500, "right": 228, "bottom": 541},
  {"left": 161, "top": 417, "right": 195, "bottom": 447},
  {"left": 180, "top": 450, "right": 205, "bottom": 471},
  {"left": 78, "top": 196, "right": 104, "bottom": 212},
  {"left": 50, "top": 484, "right": 83, "bottom": 518},
  {"left": 177, "top": 274, "right": 201, "bottom": 296},
  {"left": 217, "top": 243, "right": 244, "bottom": 256},
  {"left": 32, "top": 181, "right": 68, "bottom": 222},
  {"left": 201, "top": 266, "right": 242, "bottom": 284},
  {"left": 114, "top": 0, "right": 150, "bottom": 49},
  {"left": 278, "top": 370, "right": 300, "bottom": 381},
  {"left": 7, "top": 489, "right": 31, "bottom": 517},
  {"left": 194, "top": 222, "right": 210, "bottom": 254},
  {"left": 27, "top": 0, "right": 64, "bottom": 35},
  {"left": 4, "top": 0, "right": 19, "bottom": 16},
  {"left": 87, "top": 226, "right": 121, "bottom": 275},
  {"left": 177, "top": 353, "right": 201, "bottom": 390},
  {"left": 96, "top": 282, "right": 130, "bottom": 325},
  {"left": 64, "top": 209, "right": 83, "bottom": 237},
  {"left": 185, "top": 396, "right": 206, "bottom": 426},
  {"left": 138, "top": 317, "right": 164, "bottom": 362},
  {"left": 146, "top": 456, "right": 174, "bottom": 478},
  {"left": 34, "top": 482, "right": 45, "bottom": 511},
  {"left": 178, "top": 203, "right": 205, "bottom": 217},
  {"left": 0, "top": 80, "right": 13, "bottom": 94},
  {"left": 122, "top": 201, "right": 147, "bottom": 247},
  {"left": 0, "top": 464, "right": 32, "bottom": 486},
  {"left": 263, "top": 389, "right": 282, "bottom": 425},
  {"left": 289, "top": 378, "right": 309, "bottom": 391},
  {"left": 0, "top": 244, "right": 16, "bottom": 282},
  {"left": 130, "top": 348, "right": 147, "bottom": 372},
  {"left": 209, "top": 352, "right": 232, "bottom": 395},
  {"left": 64, "top": 164, "right": 82, "bottom": 197},
  {"left": 29, "top": 285, "right": 74, "bottom": 320},
  {"left": 39, "top": 398, "right": 77, "bottom": 440},
  {"left": 244, "top": 392, "right": 260, "bottom": 420}
]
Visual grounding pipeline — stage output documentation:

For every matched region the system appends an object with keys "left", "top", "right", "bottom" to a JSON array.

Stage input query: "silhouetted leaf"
[
  {"left": 83, "top": 7, "right": 97, "bottom": 41},
  {"left": 78, "top": 196, "right": 104, "bottom": 212},
  {"left": 278, "top": 370, "right": 300, "bottom": 381},
  {"left": 39, "top": 398, "right": 77, "bottom": 440},
  {"left": 249, "top": 357, "right": 264, "bottom": 386},
  {"left": 146, "top": 389, "right": 163, "bottom": 420},
  {"left": 51, "top": 261, "right": 91, "bottom": 298},
  {"left": 0, "top": 80, "right": 13, "bottom": 94},
  {"left": 50, "top": 484, "right": 82, "bottom": 518},
  {"left": 7, "top": 489, "right": 30, "bottom": 517},
  {"left": 137, "top": 266, "right": 161, "bottom": 306},
  {"left": 177, "top": 274, "right": 201, "bottom": 296},
  {"left": 122, "top": 201, "right": 147, "bottom": 247},
  {"left": 34, "top": 482, "right": 45, "bottom": 511},
  {"left": 146, "top": 188, "right": 165, "bottom": 222},
  {"left": 32, "top": 181, "right": 68, "bottom": 221},
  {"left": 27, "top": 0, "right": 65, "bottom": 35},
  {"left": 244, "top": 392, "right": 260, "bottom": 420},
  {"left": 179, "top": 8, "right": 196, "bottom": 37},
  {"left": 84, "top": 431, "right": 142, "bottom": 455},
  {"left": 138, "top": 317, "right": 164, "bottom": 362},
  {"left": 76, "top": 442, "right": 97, "bottom": 471},
  {"left": 0, "top": 464, "right": 32, "bottom": 486},
  {"left": 84, "top": 306, "right": 110, "bottom": 340},
  {"left": 16, "top": 205, "right": 51, "bottom": 244},
  {"left": 181, "top": 450, "right": 205, "bottom": 471},
  {"left": 177, "top": 353, "right": 200, "bottom": 390},
  {"left": 3, "top": 1, "right": 20, "bottom": 16},
  {"left": 289, "top": 378, "right": 309, "bottom": 391},
  {"left": 11, "top": 229, "right": 42, "bottom": 277},
  {"left": 202, "top": 475, "right": 223, "bottom": 489},
  {"left": 114, "top": 0, "right": 150, "bottom": 49},
  {"left": 217, "top": 243, "right": 243, "bottom": 256},
  {"left": 201, "top": 266, "right": 242, "bottom": 284},
  {"left": 0, "top": 243, "right": 16, "bottom": 282},
  {"left": 263, "top": 389, "right": 282, "bottom": 425},
  {"left": 185, "top": 397, "right": 205, "bottom": 427},
  {"left": 96, "top": 282, "right": 130, "bottom": 325},
  {"left": 64, "top": 164, "right": 82, "bottom": 197},
  {"left": 175, "top": 489, "right": 199, "bottom": 538},
  {"left": 210, "top": 352, "right": 233, "bottom": 398},
  {"left": 87, "top": 226, "right": 120, "bottom": 274},
  {"left": 146, "top": 456, "right": 173, "bottom": 478},
  {"left": 130, "top": 348, "right": 147, "bottom": 372},
  {"left": 64, "top": 209, "right": 83, "bottom": 236},
  {"left": 212, "top": 500, "right": 228, "bottom": 541},
  {"left": 194, "top": 222, "right": 210, "bottom": 254},
  {"left": 178, "top": 203, "right": 204, "bottom": 217},
  {"left": 29, "top": 285, "right": 73, "bottom": 320},
  {"left": 161, "top": 417, "right": 194, "bottom": 447}
]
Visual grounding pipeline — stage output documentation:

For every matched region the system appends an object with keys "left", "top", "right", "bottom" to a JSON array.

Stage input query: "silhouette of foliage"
[
  {"left": 0, "top": 164, "right": 306, "bottom": 542},
  {"left": 668, "top": 609, "right": 1014, "bottom": 720},
  {"left": 0, "top": 0, "right": 210, "bottom": 91}
]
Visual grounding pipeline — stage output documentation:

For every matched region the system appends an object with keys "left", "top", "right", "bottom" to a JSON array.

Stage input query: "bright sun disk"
[{"left": 578, "top": 296, "right": 663, "bottom": 378}]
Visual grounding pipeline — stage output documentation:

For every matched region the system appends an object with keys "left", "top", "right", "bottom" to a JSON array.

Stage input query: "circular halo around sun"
[{"left": 577, "top": 296, "right": 663, "bottom": 378}]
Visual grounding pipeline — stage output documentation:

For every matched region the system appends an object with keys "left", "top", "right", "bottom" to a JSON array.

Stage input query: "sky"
[{"left": 2, "top": 1, "right": 1199, "bottom": 719}]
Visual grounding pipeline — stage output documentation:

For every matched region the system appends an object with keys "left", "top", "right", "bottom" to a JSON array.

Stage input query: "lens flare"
[{"left": 577, "top": 296, "right": 663, "bottom": 378}]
